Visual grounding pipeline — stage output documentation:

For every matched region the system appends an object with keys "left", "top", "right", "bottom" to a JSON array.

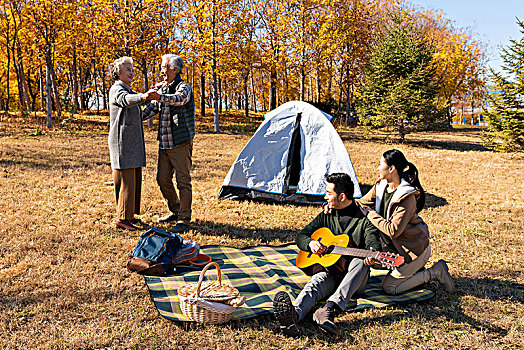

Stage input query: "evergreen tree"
[
  {"left": 358, "top": 17, "right": 440, "bottom": 141},
  {"left": 484, "top": 19, "right": 524, "bottom": 152}
]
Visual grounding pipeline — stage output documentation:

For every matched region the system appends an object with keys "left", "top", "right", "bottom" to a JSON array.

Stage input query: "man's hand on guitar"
[{"left": 308, "top": 240, "right": 327, "bottom": 255}]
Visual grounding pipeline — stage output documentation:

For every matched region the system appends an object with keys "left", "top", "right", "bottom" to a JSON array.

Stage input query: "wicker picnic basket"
[{"left": 177, "top": 262, "right": 245, "bottom": 324}]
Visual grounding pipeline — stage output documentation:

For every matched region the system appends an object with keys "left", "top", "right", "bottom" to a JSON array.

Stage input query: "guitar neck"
[{"left": 330, "top": 246, "right": 378, "bottom": 259}]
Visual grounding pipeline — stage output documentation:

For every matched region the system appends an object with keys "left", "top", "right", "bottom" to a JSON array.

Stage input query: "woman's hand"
[
  {"left": 144, "top": 89, "right": 161, "bottom": 101},
  {"left": 308, "top": 240, "right": 327, "bottom": 255},
  {"left": 364, "top": 248, "right": 379, "bottom": 266},
  {"left": 359, "top": 206, "right": 371, "bottom": 217}
]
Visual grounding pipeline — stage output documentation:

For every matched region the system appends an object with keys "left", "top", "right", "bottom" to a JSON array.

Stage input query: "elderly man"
[{"left": 143, "top": 54, "right": 195, "bottom": 233}]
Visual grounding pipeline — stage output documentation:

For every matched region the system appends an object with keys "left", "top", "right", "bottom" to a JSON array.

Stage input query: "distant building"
[{"left": 449, "top": 91, "right": 502, "bottom": 126}]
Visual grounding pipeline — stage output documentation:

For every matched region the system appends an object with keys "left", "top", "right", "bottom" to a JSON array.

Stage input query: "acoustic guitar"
[{"left": 295, "top": 227, "right": 404, "bottom": 275}]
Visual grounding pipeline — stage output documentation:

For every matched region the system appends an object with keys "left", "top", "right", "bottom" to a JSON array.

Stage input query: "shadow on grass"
[
  {"left": 0, "top": 158, "right": 110, "bottom": 170},
  {"left": 334, "top": 276, "right": 522, "bottom": 343},
  {"left": 425, "top": 193, "right": 448, "bottom": 209},
  {"left": 403, "top": 139, "right": 490, "bottom": 152},
  {"left": 339, "top": 130, "right": 490, "bottom": 152},
  {"left": 191, "top": 219, "right": 296, "bottom": 244},
  {"left": 196, "top": 276, "right": 522, "bottom": 343}
]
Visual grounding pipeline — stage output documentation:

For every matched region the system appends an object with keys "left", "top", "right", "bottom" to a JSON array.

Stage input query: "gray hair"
[
  {"left": 109, "top": 56, "right": 133, "bottom": 81},
  {"left": 162, "top": 54, "right": 183, "bottom": 72}
]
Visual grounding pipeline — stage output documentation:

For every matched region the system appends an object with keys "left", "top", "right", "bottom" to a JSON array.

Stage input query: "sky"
[{"left": 410, "top": 0, "right": 523, "bottom": 72}]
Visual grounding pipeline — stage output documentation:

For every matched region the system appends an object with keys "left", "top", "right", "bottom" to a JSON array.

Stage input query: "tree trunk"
[
  {"left": 212, "top": 59, "right": 219, "bottom": 132},
  {"left": 50, "top": 53, "right": 62, "bottom": 118},
  {"left": 191, "top": 60, "right": 195, "bottom": 93},
  {"left": 398, "top": 122, "right": 405, "bottom": 142},
  {"left": 244, "top": 73, "right": 249, "bottom": 119},
  {"left": 223, "top": 78, "right": 228, "bottom": 111},
  {"left": 211, "top": 2, "right": 219, "bottom": 133},
  {"left": 141, "top": 57, "right": 152, "bottom": 126},
  {"left": 471, "top": 98, "right": 475, "bottom": 125},
  {"left": 250, "top": 69, "right": 257, "bottom": 113},
  {"left": 316, "top": 70, "right": 321, "bottom": 103},
  {"left": 5, "top": 25, "right": 10, "bottom": 113},
  {"left": 269, "top": 67, "right": 277, "bottom": 110},
  {"left": 284, "top": 65, "right": 289, "bottom": 103},
  {"left": 300, "top": 66, "right": 305, "bottom": 101},
  {"left": 45, "top": 50, "right": 53, "bottom": 128},
  {"left": 26, "top": 74, "right": 37, "bottom": 111},
  {"left": 72, "top": 48, "right": 79, "bottom": 112},
  {"left": 200, "top": 63, "right": 205, "bottom": 118},
  {"left": 446, "top": 97, "right": 452, "bottom": 127},
  {"left": 218, "top": 77, "right": 222, "bottom": 113},
  {"left": 11, "top": 44, "right": 24, "bottom": 110},
  {"left": 39, "top": 65, "right": 44, "bottom": 111},
  {"left": 101, "top": 65, "right": 107, "bottom": 110},
  {"left": 16, "top": 40, "right": 31, "bottom": 111},
  {"left": 261, "top": 76, "right": 266, "bottom": 112},
  {"left": 93, "top": 62, "right": 100, "bottom": 113}
]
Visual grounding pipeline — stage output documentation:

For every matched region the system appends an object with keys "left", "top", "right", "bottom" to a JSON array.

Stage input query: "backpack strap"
[{"left": 188, "top": 253, "right": 212, "bottom": 266}]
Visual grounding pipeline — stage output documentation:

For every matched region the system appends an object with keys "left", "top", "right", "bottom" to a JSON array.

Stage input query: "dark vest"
[{"left": 157, "top": 75, "right": 195, "bottom": 146}]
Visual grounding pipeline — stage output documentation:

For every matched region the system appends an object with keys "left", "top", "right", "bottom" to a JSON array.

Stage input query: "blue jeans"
[{"left": 293, "top": 258, "right": 369, "bottom": 321}]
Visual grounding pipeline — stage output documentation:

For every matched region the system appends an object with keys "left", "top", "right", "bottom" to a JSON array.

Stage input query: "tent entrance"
[{"left": 283, "top": 112, "right": 302, "bottom": 195}]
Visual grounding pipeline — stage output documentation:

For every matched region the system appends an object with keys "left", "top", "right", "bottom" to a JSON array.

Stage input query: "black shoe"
[
  {"left": 130, "top": 218, "right": 146, "bottom": 227},
  {"left": 273, "top": 291, "right": 300, "bottom": 336},
  {"left": 312, "top": 306, "right": 338, "bottom": 335},
  {"left": 157, "top": 213, "right": 178, "bottom": 224},
  {"left": 170, "top": 223, "right": 190, "bottom": 234}
]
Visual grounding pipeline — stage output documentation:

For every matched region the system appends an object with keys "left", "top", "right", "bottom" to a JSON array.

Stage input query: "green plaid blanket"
[{"left": 144, "top": 245, "right": 434, "bottom": 322}]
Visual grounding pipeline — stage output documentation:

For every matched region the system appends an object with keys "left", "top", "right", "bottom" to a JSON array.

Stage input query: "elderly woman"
[{"left": 108, "top": 56, "right": 149, "bottom": 231}]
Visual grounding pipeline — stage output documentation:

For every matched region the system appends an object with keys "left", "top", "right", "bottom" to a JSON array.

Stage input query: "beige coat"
[{"left": 357, "top": 179, "right": 430, "bottom": 263}]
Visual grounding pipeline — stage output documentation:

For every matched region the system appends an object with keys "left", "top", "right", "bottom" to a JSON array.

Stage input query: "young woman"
[{"left": 357, "top": 149, "right": 455, "bottom": 294}]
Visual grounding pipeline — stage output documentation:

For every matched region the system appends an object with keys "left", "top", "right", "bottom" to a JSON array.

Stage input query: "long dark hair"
[{"left": 382, "top": 149, "right": 426, "bottom": 212}]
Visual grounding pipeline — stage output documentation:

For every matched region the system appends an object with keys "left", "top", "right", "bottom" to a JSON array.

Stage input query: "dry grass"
[{"left": 0, "top": 110, "right": 522, "bottom": 349}]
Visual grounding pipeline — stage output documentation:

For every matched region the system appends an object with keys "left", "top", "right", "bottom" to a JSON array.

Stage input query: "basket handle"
[{"left": 195, "top": 262, "right": 221, "bottom": 298}]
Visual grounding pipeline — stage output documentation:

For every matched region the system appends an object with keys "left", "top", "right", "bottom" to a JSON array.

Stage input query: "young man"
[{"left": 273, "top": 173, "right": 381, "bottom": 336}]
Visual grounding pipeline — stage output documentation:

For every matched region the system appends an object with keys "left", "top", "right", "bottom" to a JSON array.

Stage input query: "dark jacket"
[{"left": 157, "top": 75, "right": 195, "bottom": 146}]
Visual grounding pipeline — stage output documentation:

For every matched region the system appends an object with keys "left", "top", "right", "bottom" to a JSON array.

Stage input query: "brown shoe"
[
  {"left": 312, "top": 306, "right": 339, "bottom": 335},
  {"left": 116, "top": 219, "right": 138, "bottom": 231},
  {"left": 157, "top": 213, "right": 178, "bottom": 224},
  {"left": 429, "top": 260, "right": 456, "bottom": 293}
]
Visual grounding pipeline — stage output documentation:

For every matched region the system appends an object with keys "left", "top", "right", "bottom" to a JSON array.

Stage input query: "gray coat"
[{"left": 108, "top": 80, "right": 146, "bottom": 169}]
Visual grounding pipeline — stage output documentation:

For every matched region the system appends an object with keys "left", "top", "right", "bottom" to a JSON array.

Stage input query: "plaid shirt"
[{"left": 142, "top": 80, "right": 193, "bottom": 149}]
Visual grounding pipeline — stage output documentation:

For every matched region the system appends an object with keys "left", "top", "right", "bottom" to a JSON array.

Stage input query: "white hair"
[
  {"left": 109, "top": 56, "right": 133, "bottom": 80},
  {"left": 162, "top": 54, "right": 184, "bottom": 72}
]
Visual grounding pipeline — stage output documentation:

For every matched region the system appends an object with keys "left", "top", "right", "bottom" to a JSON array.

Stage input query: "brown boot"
[
  {"left": 428, "top": 260, "right": 456, "bottom": 293},
  {"left": 273, "top": 291, "right": 300, "bottom": 336},
  {"left": 312, "top": 305, "right": 339, "bottom": 335}
]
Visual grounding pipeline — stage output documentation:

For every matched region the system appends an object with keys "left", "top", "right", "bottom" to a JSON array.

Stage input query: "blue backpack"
[{"left": 127, "top": 228, "right": 211, "bottom": 276}]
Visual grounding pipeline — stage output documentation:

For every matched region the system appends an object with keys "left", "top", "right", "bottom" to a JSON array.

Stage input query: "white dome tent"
[{"left": 218, "top": 101, "right": 361, "bottom": 205}]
